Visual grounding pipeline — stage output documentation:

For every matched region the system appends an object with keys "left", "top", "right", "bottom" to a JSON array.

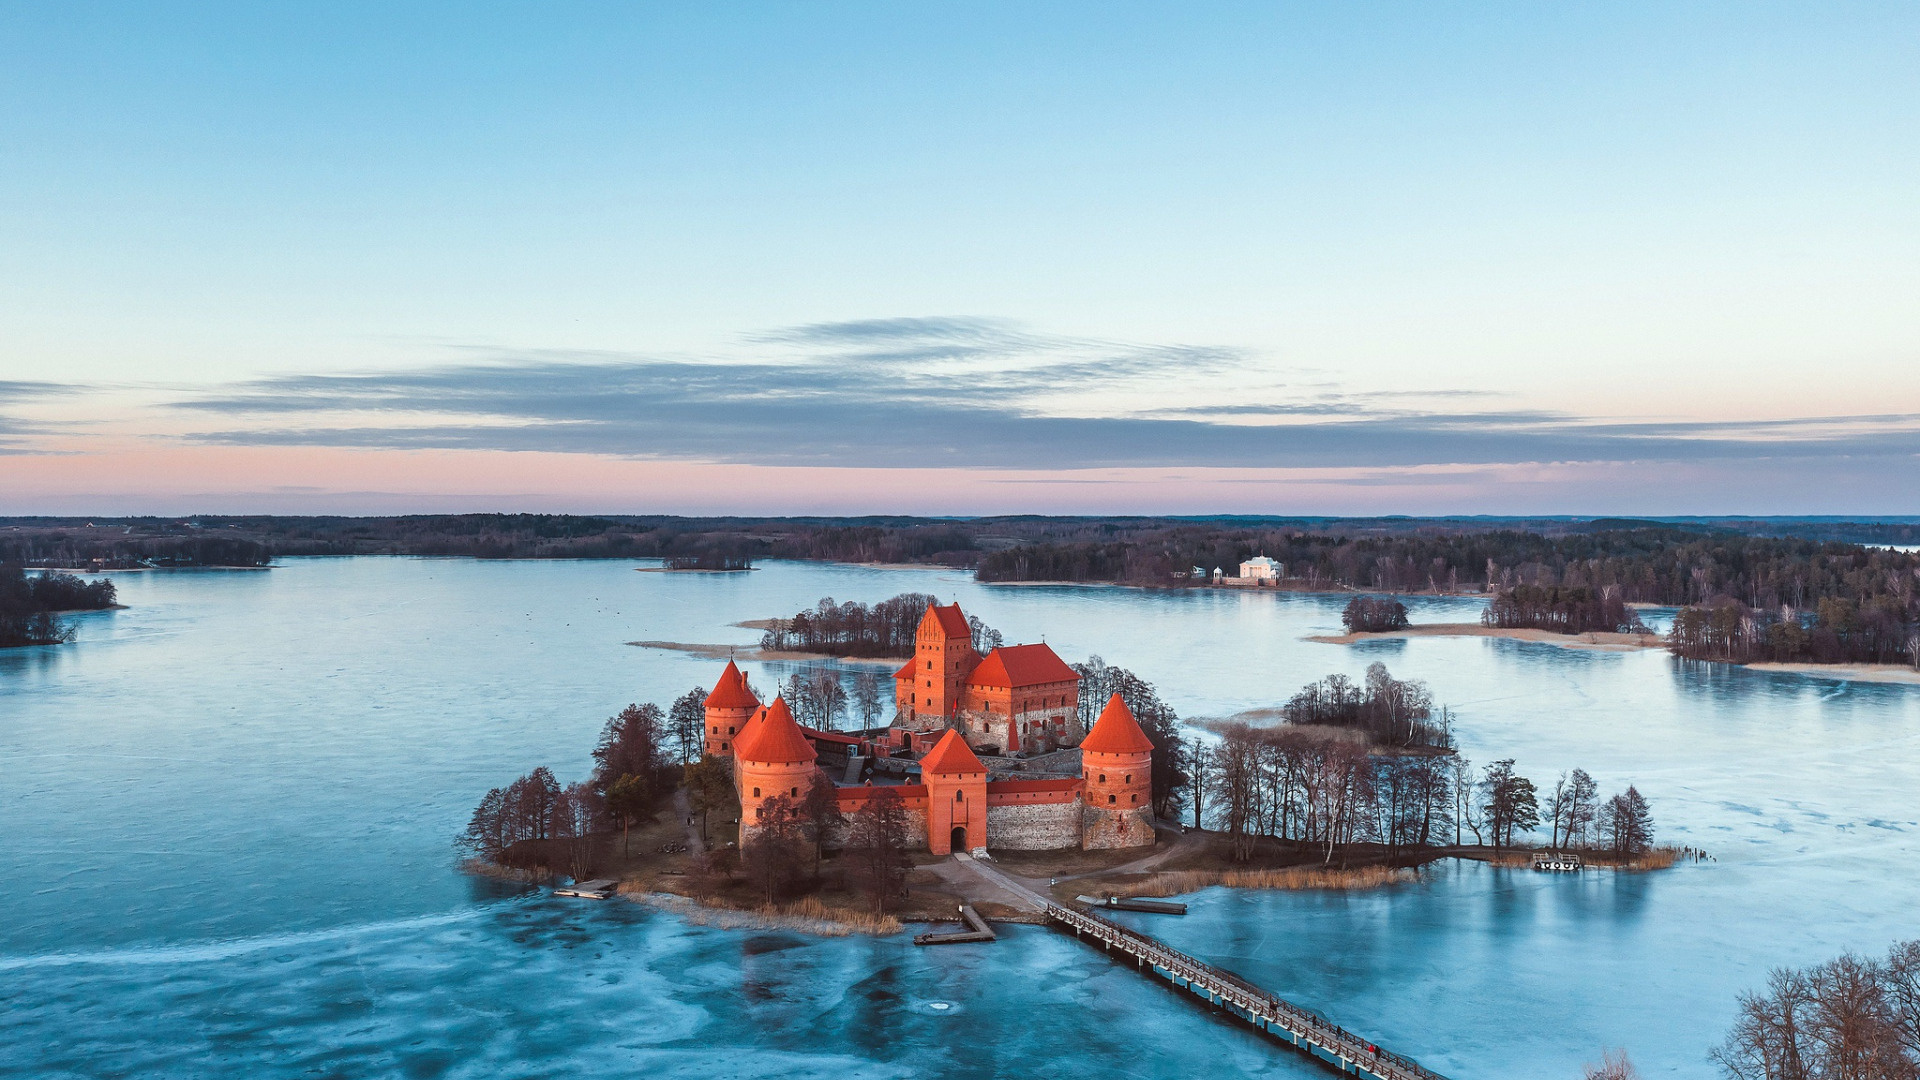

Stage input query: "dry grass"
[
  {"left": 458, "top": 857, "right": 551, "bottom": 884},
  {"left": 1475, "top": 846, "right": 1683, "bottom": 871},
  {"left": 621, "top": 888, "right": 902, "bottom": 936},
  {"left": 1114, "top": 864, "right": 1416, "bottom": 898}
]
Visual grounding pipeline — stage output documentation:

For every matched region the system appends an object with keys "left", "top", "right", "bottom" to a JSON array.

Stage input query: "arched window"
[
  {"left": 1131, "top": 794, "right": 1139, "bottom": 803},
  {"left": 955, "top": 790, "right": 964, "bottom": 802},
  {"left": 1108, "top": 793, "right": 1116, "bottom": 804},
  {"left": 1125, "top": 774, "right": 1132, "bottom": 784},
  {"left": 752, "top": 787, "right": 760, "bottom": 798},
  {"left": 791, "top": 787, "right": 798, "bottom": 797},
  {"left": 1099, "top": 774, "right": 1106, "bottom": 783}
]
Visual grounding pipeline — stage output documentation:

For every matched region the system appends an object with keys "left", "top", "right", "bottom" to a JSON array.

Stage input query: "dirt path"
[{"left": 672, "top": 789, "right": 706, "bottom": 856}]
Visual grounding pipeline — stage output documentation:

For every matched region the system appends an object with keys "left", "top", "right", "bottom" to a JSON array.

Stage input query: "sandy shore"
[
  {"left": 1307, "top": 623, "right": 1663, "bottom": 652},
  {"left": 1743, "top": 662, "right": 1920, "bottom": 686},
  {"left": 627, "top": 640, "right": 909, "bottom": 665}
]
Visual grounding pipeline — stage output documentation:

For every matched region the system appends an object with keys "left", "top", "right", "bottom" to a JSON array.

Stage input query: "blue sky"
[{"left": 1, "top": 3, "right": 1915, "bottom": 514}]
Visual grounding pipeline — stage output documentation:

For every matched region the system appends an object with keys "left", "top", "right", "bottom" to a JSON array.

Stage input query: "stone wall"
[
  {"left": 1080, "top": 803, "right": 1155, "bottom": 850},
  {"left": 985, "top": 800, "right": 1082, "bottom": 850},
  {"left": 823, "top": 805, "right": 928, "bottom": 850}
]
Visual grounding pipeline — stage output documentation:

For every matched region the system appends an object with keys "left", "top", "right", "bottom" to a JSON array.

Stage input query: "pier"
[{"left": 1047, "top": 902, "right": 1452, "bottom": 1080}]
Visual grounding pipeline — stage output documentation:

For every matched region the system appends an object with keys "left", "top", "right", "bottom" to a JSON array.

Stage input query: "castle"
[{"left": 703, "top": 602, "right": 1157, "bottom": 856}]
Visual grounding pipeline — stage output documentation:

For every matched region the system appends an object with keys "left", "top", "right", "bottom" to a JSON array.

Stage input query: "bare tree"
[
  {"left": 1583, "top": 1048, "right": 1641, "bottom": 1080},
  {"left": 740, "top": 795, "right": 806, "bottom": 904},
  {"left": 682, "top": 757, "right": 734, "bottom": 845},
  {"left": 552, "top": 783, "right": 602, "bottom": 884},
  {"left": 666, "top": 687, "right": 707, "bottom": 765},
  {"left": 847, "top": 788, "right": 913, "bottom": 915},
  {"left": 798, "top": 772, "right": 844, "bottom": 875},
  {"left": 852, "top": 670, "right": 882, "bottom": 729}
]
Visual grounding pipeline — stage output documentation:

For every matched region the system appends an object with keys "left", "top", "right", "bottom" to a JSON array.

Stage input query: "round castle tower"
[
  {"left": 1079, "top": 693, "right": 1155, "bottom": 850},
  {"left": 734, "top": 696, "right": 822, "bottom": 840},
  {"left": 703, "top": 659, "right": 761, "bottom": 758}
]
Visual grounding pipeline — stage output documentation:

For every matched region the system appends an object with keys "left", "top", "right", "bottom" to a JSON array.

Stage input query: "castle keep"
[{"left": 706, "top": 602, "right": 1156, "bottom": 855}]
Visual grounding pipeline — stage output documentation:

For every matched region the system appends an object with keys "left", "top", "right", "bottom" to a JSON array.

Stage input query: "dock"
[
  {"left": 1531, "top": 851, "right": 1583, "bottom": 872},
  {"left": 1048, "top": 902, "right": 1450, "bottom": 1080},
  {"left": 554, "top": 879, "right": 616, "bottom": 899},
  {"left": 913, "top": 903, "right": 997, "bottom": 946},
  {"left": 1075, "top": 894, "right": 1187, "bottom": 915}
]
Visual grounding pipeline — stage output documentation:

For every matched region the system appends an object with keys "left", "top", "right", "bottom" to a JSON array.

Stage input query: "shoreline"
[
  {"left": 627, "top": 640, "right": 910, "bottom": 665},
  {"left": 1307, "top": 623, "right": 1661, "bottom": 652},
  {"left": 1742, "top": 662, "right": 1920, "bottom": 686}
]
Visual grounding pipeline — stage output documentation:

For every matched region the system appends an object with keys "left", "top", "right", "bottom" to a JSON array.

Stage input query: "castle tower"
[
  {"left": 893, "top": 603, "right": 979, "bottom": 732},
  {"left": 920, "top": 729, "right": 989, "bottom": 856},
  {"left": 1079, "top": 693, "right": 1155, "bottom": 850},
  {"left": 734, "top": 696, "right": 821, "bottom": 842},
  {"left": 703, "top": 659, "right": 761, "bottom": 758}
]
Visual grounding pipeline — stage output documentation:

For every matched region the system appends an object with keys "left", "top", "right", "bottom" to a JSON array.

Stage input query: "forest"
[
  {"left": 0, "top": 565, "right": 118, "bottom": 647},
  {"left": 758, "top": 593, "right": 1003, "bottom": 658}
]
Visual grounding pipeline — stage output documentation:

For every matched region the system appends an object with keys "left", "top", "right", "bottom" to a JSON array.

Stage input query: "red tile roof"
[
  {"left": 919, "top": 729, "right": 986, "bottom": 775},
  {"left": 704, "top": 660, "right": 761, "bottom": 710},
  {"left": 1080, "top": 694, "right": 1155, "bottom": 755},
  {"left": 966, "top": 643, "right": 1079, "bottom": 688},
  {"left": 736, "top": 697, "right": 816, "bottom": 764},
  {"left": 893, "top": 658, "right": 917, "bottom": 681},
  {"left": 923, "top": 603, "right": 971, "bottom": 639}
]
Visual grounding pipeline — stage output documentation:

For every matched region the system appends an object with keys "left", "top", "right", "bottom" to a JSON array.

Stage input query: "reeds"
[
  {"left": 623, "top": 890, "right": 902, "bottom": 936},
  {"left": 1117, "top": 864, "right": 1415, "bottom": 898}
]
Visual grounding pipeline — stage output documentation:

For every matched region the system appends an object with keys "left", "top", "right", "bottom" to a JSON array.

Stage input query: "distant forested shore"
[{"left": 5, "top": 514, "right": 1915, "bottom": 669}]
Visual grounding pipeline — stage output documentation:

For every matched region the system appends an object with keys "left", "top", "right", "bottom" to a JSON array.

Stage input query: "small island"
[
  {"left": 466, "top": 602, "right": 1680, "bottom": 937},
  {"left": 0, "top": 565, "right": 118, "bottom": 647}
]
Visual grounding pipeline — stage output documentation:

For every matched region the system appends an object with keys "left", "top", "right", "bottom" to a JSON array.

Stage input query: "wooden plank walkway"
[{"left": 1047, "top": 902, "right": 1452, "bottom": 1080}]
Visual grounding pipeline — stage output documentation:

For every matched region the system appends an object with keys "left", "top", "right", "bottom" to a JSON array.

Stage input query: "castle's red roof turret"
[
  {"left": 919, "top": 729, "right": 986, "bottom": 775},
  {"left": 923, "top": 603, "right": 971, "bottom": 638},
  {"left": 705, "top": 660, "right": 761, "bottom": 710},
  {"left": 966, "top": 643, "right": 1078, "bottom": 688},
  {"left": 736, "top": 697, "right": 817, "bottom": 764},
  {"left": 1080, "top": 694, "right": 1154, "bottom": 755}
]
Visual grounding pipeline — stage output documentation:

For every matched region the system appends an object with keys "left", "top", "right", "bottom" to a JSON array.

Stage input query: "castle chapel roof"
[
  {"left": 704, "top": 660, "right": 761, "bottom": 710},
  {"left": 1080, "top": 693, "right": 1155, "bottom": 755},
  {"left": 919, "top": 729, "right": 986, "bottom": 776},
  {"left": 736, "top": 697, "right": 816, "bottom": 764},
  {"left": 967, "top": 643, "right": 1078, "bottom": 688}
]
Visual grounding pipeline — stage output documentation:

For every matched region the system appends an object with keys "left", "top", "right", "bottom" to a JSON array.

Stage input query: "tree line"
[
  {"left": 1341, "top": 595, "right": 1410, "bottom": 633},
  {"left": 758, "top": 593, "right": 1003, "bottom": 658},
  {"left": 1482, "top": 584, "right": 1649, "bottom": 635},
  {"left": 1668, "top": 595, "right": 1920, "bottom": 668},
  {"left": 457, "top": 688, "right": 709, "bottom": 880},
  {"left": 1192, "top": 668, "right": 1655, "bottom": 866},
  {"left": 0, "top": 565, "right": 117, "bottom": 647},
  {"left": 1713, "top": 939, "right": 1920, "bottom": 1079},
  {"left": 1281, "top": 663, "right": 1450, "bottom": 749}
]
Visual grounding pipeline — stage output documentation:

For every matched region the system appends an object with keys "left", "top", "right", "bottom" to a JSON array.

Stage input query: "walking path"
[{"left": 671, "top": 789, "right": 707, "bottom": 856}]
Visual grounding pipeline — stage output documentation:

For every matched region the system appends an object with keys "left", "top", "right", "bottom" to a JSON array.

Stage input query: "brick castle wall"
[
  {"left": 985, "top": 800, "right": 1082, "bottom": 850},
  {"left": 1080, "top": 803, "right": 1154, "bottom": 850}
]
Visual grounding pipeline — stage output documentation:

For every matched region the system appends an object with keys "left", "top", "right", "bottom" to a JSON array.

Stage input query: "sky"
[{"left": 1, "top": 2, "right": 1916, "bottom": 516}]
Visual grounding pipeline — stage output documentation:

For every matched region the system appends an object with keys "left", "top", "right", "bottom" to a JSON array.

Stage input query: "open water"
[{"left": 3, "top": 558, "right": 1917, "bottom": 1078}]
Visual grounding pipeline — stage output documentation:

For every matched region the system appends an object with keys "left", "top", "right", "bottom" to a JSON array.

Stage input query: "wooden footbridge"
[{"left": 1046, "top": 901, "right": 1453, "bottom": 1080}]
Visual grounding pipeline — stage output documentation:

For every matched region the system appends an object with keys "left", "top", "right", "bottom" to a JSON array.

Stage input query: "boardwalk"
[
  {"left": 1046, "top": 902, "right": 1452, "bottom": 1080},
  {"left": 955, "top": 854, "right": 1451, "bottom": 1080}
]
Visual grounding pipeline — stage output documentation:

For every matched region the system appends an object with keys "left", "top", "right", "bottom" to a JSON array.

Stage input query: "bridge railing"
[{"left": 1045, "top": 903, "right": 1452, "bottom": 1080}]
